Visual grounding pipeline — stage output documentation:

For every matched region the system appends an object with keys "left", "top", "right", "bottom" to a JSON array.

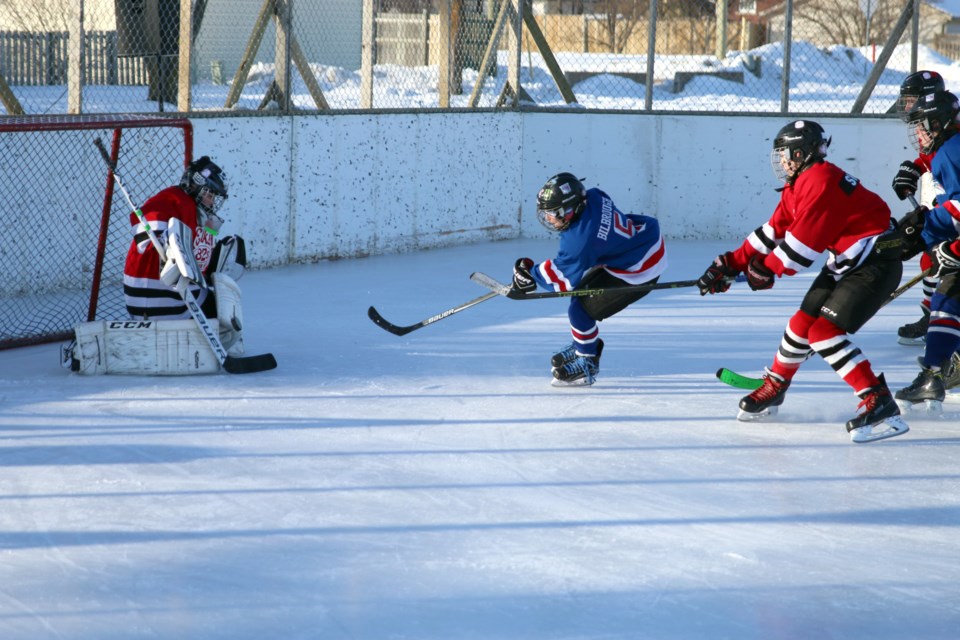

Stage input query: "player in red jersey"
[
  {"left": 697, "top": 120, "right": 908, "bottom": 443},
  {"left": 123, "top": 156, "right": 247, "bottom": 353}
]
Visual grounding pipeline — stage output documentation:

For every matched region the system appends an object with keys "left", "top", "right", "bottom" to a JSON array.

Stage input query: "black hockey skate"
[
  {"left": 897, "top": 313, "right": 929, "bottom": 346},
  {"left": 552, "top": 342, "right": 603, "bottom": 387},
  {"left": 895, "top": 365, "right": 946, "bottom": 413},
  {"left": 551, "top": 339, "right": 604, "bottom": 369},
  {"left": 847, "top": 375, "right": 909, "bottom": 443},
  {"left": 737, "top": 369, "right": 789, "bottom": 421},
  {"left": 943, "top": 352, "right": 960, "bottom": 391}
]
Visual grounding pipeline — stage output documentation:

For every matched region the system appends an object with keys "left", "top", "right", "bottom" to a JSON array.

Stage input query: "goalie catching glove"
[{"left": 697, "top": 252, "right": 739, "bottom": 295}]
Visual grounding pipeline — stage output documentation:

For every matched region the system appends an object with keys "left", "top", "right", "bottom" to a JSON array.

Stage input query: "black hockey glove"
[
  {"left": 892, "top": 160, "right": 923, "bottom": 200},
  {"left": 746, "top": 254, "right": 775, "bottom": 291},
  {"left": 512, "top": 257, "right": 536, "bottom": 294},
  {"left": 932, "top": 241, "right": 960, "bottom": 278},
  {"left": 697, "top": 252, "right": 738, "bottom": 296},
  {"left": 895, "top": 205, "right": 929, "bottom": 261}
]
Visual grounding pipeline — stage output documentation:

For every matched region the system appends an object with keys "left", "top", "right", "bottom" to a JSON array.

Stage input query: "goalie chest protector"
[{"left": 71, "top": 319, "right": 221, "bottom": 375}]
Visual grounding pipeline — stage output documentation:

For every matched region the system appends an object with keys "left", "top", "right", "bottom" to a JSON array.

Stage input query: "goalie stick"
[
  {"left": 94, "top": 138, "right": 276, "bottom": 374},
  {"left": 368, "top": 291, "right": 499, "bottom": 336},
  {"left": 716, "top": 267, "right": 932, "bottom": 390},
  {"left": 469, "top": 271, "right": 746, "bottom": 300}
]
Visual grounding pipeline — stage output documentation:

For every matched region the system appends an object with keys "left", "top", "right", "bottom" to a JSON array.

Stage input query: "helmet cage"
[
  {"left": 906, "top": 90, "right": 960, "bottom": 155},
  {"left": 180, "top": 157, "right": 229, "bottom": 226},
  {"left": 770, "top": 121, "right": 830, "bottom": 184}
]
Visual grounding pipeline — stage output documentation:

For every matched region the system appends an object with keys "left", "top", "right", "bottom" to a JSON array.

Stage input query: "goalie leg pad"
[
  {"left": 212, "top": 271, "right": 244, "bottom": 356},
  {"left": 71, "top": 319, "right": 221, "bottom": 375}
]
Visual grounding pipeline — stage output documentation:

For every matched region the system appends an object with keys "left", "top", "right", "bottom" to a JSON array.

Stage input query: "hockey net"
[{"left": 0, "top": 115, "right": 192, "bottom": 350}]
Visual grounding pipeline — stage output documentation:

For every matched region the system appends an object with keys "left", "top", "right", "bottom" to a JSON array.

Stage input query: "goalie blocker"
[{"left": 69, "top": 236, "right": 249, "bottom": 375}]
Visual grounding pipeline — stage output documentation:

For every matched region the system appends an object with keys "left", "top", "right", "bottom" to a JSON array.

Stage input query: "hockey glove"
[
  {"left": 697, "top": 252, "right": 738, "bottom": 296},
  {"left": 746, "top": 254, "right": 775, "bottom": 291},
  {"left": 895, "top": 205, "right": 929, "bottom": 261},
  {"left": 512, "top": 258, "right": 536, "bottom": 294},
  {"left": 932, "top": 240, "right": 960, "bottom": 278},
  {"left": 892, "top": 160, "right": 923, "bottom": 200}
]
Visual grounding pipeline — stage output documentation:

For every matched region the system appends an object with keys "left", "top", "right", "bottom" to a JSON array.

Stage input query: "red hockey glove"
[
  {"left": 511, "top": 258, "right": 536, "bottom": 294},
  {"left": 892, "top": 160, "right": 922, "bottom": 200},
  {"left": 746, "top": 254, "right": 775, "bottom": 291},
  {"left": 697, "top": 252, "right": 738, "bottom": 296},
  {"left": 932, "top": 241, "right": 960, "bottom": 278}
]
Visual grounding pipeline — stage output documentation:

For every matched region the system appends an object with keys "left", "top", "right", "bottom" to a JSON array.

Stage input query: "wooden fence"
[
  {"left": 373, "top": 12, "right": 762, "bottom": 67},
  {"left": 0, "top": 31, "right": 148, "bottom": 86}
]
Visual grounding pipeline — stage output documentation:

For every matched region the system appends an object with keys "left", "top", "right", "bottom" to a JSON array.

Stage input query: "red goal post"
[{"left": 0, "top": 115, "right": 193, "bottom": 350}]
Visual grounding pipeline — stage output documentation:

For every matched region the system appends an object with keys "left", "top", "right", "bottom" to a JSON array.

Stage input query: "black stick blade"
[
  {"left": 223, "top": 353, "right": 278, "bottom": 374},
  {"left": 368, "top": 306, "right": 415, "bottom": 336}
]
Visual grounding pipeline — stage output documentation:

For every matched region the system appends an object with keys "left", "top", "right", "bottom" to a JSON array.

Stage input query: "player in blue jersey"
[
  {"left": 894, "top": 90, "right": 960, "bottom": 410},
  {"left": 510, "top": 173, "right": 667, "bottom": 385}
]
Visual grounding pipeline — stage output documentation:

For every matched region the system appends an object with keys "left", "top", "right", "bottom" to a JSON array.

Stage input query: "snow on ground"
[
  {"left": 12, "top": 42, "right": 960, "bottom": 114},
  {"left": 1, "top": 238, "right": 958, "bottom": 639}
]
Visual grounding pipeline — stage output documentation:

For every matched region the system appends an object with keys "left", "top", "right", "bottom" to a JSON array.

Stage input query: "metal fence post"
[
  {"left": 645, "top": 0, "right": 657, "bottom": 111},
  {"left": 68, "top": 0, "right": 84, "bottom": 114},
  {"left": 780, "top": 0, "right": 792, "bottom": 114}
]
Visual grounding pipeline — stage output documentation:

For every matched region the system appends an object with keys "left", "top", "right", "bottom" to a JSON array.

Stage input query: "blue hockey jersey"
[
  {"left": 923, "top": 134, "right": 960, "bottom": 247},
  {"left": 532, "top": 188, "right": 667, "bottom": 291}
]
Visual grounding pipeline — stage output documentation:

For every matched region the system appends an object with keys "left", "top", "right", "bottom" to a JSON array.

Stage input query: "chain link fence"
[{"left": 0, "top": 0, "right": 950, "bottom": 116}]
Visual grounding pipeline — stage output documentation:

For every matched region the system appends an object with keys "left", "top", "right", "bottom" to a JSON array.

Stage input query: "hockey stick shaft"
[
  {"left": 368, "top": 291, "right": 499, "bottom": 336},
  {"left": 94, "top": 138, "right": 275, "bottom": 374},
  {"left": 470, "top": 271, "right": 746, "bottom": 300}
]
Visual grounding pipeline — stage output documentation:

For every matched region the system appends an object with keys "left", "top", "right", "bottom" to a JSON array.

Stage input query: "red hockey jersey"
[
  {"left": 729, "top": 161, "right": 891, "bottom": 279},
  {"left": 123, "top": 186, "right": 215, "bottom": 318}
]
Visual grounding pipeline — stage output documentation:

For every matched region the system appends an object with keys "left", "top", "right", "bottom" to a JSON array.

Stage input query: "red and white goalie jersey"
[
  {"left": 123, "top": 186, "right": 216, "bottom": 319},
  {"left": 728, "top": 161, "right": 891, "bottom": 279}
]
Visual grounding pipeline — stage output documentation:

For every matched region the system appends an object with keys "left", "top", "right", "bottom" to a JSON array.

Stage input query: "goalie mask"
[
  {"left": 537, "top": 172, "right": 586, "bottom": 232},
  {"left": 771, "top": 120, "right": 830, "bottom": 185},
  {"left": 906, "top": 90, "right": 960, "bottom": 155},
  {"left": 180, "top": 156, "right": 229, "bottom": 234}
]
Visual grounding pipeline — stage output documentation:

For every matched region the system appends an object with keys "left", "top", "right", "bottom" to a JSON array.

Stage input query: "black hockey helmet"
[
  {"left": 906, "top": 89, "right": 960, "bottom": 154},
  {"left": 536, "top": 172, "right": 586, "bottom": 232},
  {"left": 180, "top": 156, "right": 229, "bottom": 229},
  {"left": 897, "top": 70, "right": 945, "bottom": 120},
  {"left": 771, "top": 120, "right": 831, "bottom": 184}
]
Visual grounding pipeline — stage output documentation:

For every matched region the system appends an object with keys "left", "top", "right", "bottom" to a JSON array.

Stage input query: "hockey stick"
[
  {"left": 368, "top": 291, "right": 499, "bottom": 336},
  {"left": 716, "top": 267, "right": 933, "bottom": 390},
  {"left": 93, "top": 138, "right": 276, "bottom": 374},
  {"left": 470, "top": 271, "right": 747, "bottom": 300}
]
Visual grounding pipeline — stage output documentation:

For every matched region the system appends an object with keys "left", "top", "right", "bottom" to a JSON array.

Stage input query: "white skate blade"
[
  {"left": 897, "top": 335, "right": 926, "bottom": 346},
  {"left": 551, "top": 376, "right": 595, "bottom": 387},
  {"left": 737, "top": 406, "right": 778, "bottom": 422},
  {"left": 849, "top": 416, "right": 910, "bottom": 443}
]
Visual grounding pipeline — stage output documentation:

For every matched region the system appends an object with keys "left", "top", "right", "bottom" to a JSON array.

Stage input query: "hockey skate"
[
  {"left": 897, "top": 313, "right": 929, "bottom": 346},
  {"left": 895, "top": 366, "right": 945, "bottom": 413},
  {"left": 551, "top": 339, "right": 604, "bottom": 369},
  {"left": 737, "top": 369, "right": 789, "bottom": 421},
  {"left": 847, "top": 375, "right": 909, "bottom": 443},
  {"left": 552, "top": 344, "right": 602, "bottom": 387},
  {"left": 943, "top": 352, "right": 960, "bottom": 391}
]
